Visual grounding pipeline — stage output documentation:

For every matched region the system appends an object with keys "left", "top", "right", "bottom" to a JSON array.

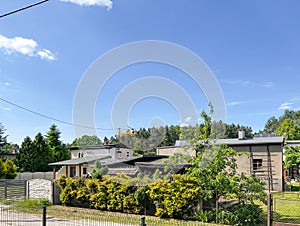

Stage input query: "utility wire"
[
  {"left": 0, "top": 97, "right": 115, "bottom": 131},
  {"left": 0, "top": 0, "right": 49, "bottom": 19}
]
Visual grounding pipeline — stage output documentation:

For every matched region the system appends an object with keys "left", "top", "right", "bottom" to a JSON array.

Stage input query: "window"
[
  {"left": 253, "top": 159, "right": 263, "bottom": 171},
  {"left": 78, "top": 152, "right": 81, "bottom": 158},
  {"left": 83, "top": 167, "right": 87, "bottom": 175}
]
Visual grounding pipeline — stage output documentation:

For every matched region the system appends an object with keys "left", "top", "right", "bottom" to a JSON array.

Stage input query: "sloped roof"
[{"left": 49, "top": 155, "right": 111, "bottom": 166}]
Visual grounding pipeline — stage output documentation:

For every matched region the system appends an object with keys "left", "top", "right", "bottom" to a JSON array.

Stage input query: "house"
[
  {"left": 156, "top": 134, "right": 285, "bottom": 191},
  {"left": 49, "top": 144, "right": 134, "bottom": 179},
  {"left": 49, "top": 144, "right": 170, "bottom": 179}
]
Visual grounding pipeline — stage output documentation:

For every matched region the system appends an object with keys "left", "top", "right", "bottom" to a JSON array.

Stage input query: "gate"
[{"left": 0, "top": 179, "right": 27, "bottom": 201}]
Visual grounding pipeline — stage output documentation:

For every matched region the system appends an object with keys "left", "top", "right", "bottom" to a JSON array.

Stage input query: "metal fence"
[
  {"left": 273, "top": 193, "right": 300, "bottom": 225},
  {"left": 0, "top": 179, "right": 27, "bottom": 201},
  {"left": 0, "top": 204, "right": 219, "bottom": 226}
]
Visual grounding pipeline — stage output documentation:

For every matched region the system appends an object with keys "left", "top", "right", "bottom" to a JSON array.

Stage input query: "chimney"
[{"left": 238, "top": 130, "right": 245, "bottom": 140}]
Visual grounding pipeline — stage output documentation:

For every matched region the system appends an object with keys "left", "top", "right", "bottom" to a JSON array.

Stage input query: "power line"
[
  {"left": 0, "top": 97, "right": 115, "bottom": 131},
  {"left": 0, "top": 0, "right": 49, "bottom": 19}
]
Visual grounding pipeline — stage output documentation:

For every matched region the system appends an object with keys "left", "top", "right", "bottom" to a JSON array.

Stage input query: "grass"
[
  {"left": 7, "top": 200, "right": 219, "bottom": 226},
  {"left": 271, "top": 192, "right": 300, "bottom": 224}
]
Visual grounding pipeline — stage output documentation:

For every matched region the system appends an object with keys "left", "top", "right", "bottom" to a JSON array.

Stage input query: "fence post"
[
  {"left": 267, "top": 192, "right": 273, "bottom": 226},
  {"left": 42, "top": 205, "right": 47, "bottom": 226},
  {"left": 141, "top": 216, "right": 146, "bottom": 226}
]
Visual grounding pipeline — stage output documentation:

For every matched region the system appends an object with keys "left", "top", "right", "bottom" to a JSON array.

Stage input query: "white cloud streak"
[
  {"left": 60, "top": 0, "right": 113, "bottom": 10},
  {"left": 278, "top": 102, "right": 293, "bottom": 110},
  {"left": 0, "top": 34, "right": 55, "bottom": 61},
  {"left": 227, "top": 101, "right": 242, "bottom": 106},
  {"left": 0, "top": 105, "right": 11, "bottom": 111}
]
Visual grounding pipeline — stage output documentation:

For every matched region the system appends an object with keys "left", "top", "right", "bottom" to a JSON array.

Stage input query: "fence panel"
[
  {"left": 273, "top": 194, "right": 300, "bottom": 225},
  {"left": 0, "top": 205, "right": 42, "bottom": 226},
  {"left": 0, "top": 180, "right": 27, "bottom": 201}
]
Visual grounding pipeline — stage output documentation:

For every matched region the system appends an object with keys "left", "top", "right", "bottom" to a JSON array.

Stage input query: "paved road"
[{"left": 0, "top": 205, "right": 130, "bottom": 226}]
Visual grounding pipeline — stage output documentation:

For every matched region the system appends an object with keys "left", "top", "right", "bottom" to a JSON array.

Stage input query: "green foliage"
[
  {"left": 0, "top": 159, "right": 5, "bottom": 178},
  {"left": 16, "top": 131, "right": 58, "bottom": 172},
  {"left": 56, "top": 174, "right": 144, "bottom": 213},
  {"left": 0, "top": 123, "right": 8, "bottom": 152},
  {"left": 284, "top": 146, "right": 300, "bottom": 171},
  {"left": 46, "top": 124, "right": 70, "bottom": 163},
  {"left": 91, "top": 160, "right": 108, "bottom": 180},
  {"left": 276, "top": 118, "right": 300, "bottom": 140},
  {"left": 147, "top": 174, "right": 201, "bottom": 218},
  {"left": 0, "top": 159, "right": 17, "bottom": 179},
  {"left": 3, "top": 159, "right": 17, "bottom": 179},
  {"left": 72, "top": 135, "right": 102, "bottom": 146},
  {"left": 14, "top": 198, "right": 51, "bottom": 207}
]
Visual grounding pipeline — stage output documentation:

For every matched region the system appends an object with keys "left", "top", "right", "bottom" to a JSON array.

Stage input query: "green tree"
[
  {"left": 0, "top": 123, "right": 8, "bottom": 153},
  {"left": 263, "top": 116, "right": 280, "bottom": 134},
  {"left": 46, "top": 124, "right": 70, "bottom": 162},
  {"left": 91, "top": 159, "right": 108, "bottom": 180},
  {"left": 4, "top": 159, "right": 17, "bottom": 179},
  {"left": 1, "top": 143, "right": 19, "bottom": 154},
  {"left": 225, "top": 123, "right": 253, "bottom": 138},
  {"left": 72, "top": 135, "right": 102, "bottom": 146},
  {"left": 0, "top": 159, "right": 5, "bottom": 178},
  {"left": 32, "top": 133, "right": 53, "bottom": 172},
  {"left": 284, "top": 146, "right": 300, "bottom": 173},
  {"left": 15, "top": 136, "right": 33, "bottom": 172},
  {"left": 276, "top": 118, "right": 300, "bottom": 140}
]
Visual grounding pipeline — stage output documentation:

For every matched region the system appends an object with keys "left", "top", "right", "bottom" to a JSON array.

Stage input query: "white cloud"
[
  {"left": 4, "top": 82, "right": 10, "bottom": 86},
  {"left": 37, "top": 49, "right": 56, "bottom": 61},
  {"left": 61, "top": 0, "right": 113, "bottom": 10},
  {"left": 180, "top": 122, "right": 190, "bottom": 127},
  {"left": 278, "top": 102, "right": 293, "bottom": 110},
  {"left": 0, "top": 34, "right": 55, "bottom": 61},
  {"left": 227, "top": 101, "right": 242, "bottom": 106},
  {"left": 0, "top": 105, "right": 11, "bottom": 111},
  {"left": 184, "top": 116, "right": 193, "bottom": 123}
]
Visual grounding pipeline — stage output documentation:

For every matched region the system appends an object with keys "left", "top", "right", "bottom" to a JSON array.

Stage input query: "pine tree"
[
  {"left": 46, "top": 124, "right": 70, "bottom": 162},
  {"left": 15, "top": 136, "right": 33, "bottom": 172}
]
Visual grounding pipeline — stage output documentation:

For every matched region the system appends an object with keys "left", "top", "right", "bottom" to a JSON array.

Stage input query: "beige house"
[
  {"left": 157, "top": 135, "right": 284, "bottom": 191},
  {"left": 49, "top": 144, "right": 133, "bottom": 179}
]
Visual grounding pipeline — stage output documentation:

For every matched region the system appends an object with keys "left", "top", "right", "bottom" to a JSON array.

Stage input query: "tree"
[
  {"left": 276, "top": 118, "right": 300, "bottom": 140},
  {"left": 0, "top": 123, "right": 8, "bottom": 152},
  {"left": 284, "top": 146, "right": 300, "bottom": 176},
  {"left": 1, "top": 143, "right": 19, "bottom": 154},
  {"left": 46, "top": 124, "right": 70, "bottom": 162},
  {"left": 4, "top": 159, "right": 17, "bottom": 179},
  {"left": 32, "top": 133, "right": 53, "bottom": 172},
  {"left": 0, "top": 159, "right": 5, "bottom": 178},
  {"left": 15, "top": 136, "right": 33, "bottom": 172},
  {"left": 91, "top": 159, "right": 108, "bottom": 180},
  {"left": 263, "top": 116, "right": 280, "bottom": 134},
  {"left": 72, "top": 135, "right": 102, "bottom": 146},
  {"left": 225, "top": 123, "right": 253, "bottom": 138}
]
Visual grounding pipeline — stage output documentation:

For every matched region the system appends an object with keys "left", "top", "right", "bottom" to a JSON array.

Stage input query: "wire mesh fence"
[
  {"left": 0, "top": 204, "right": 220, "bottom": 226},
  {"left": 273, "top": 192, "right": 300, "bottom": 225}
]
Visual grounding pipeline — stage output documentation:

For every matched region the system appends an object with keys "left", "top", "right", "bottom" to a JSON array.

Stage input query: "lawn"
[
  {"left": 272, "top": 192, "right": 300, "bottom": 224},
  {"left": 8, "top": 202, "right": 219, "bottom": 226}
]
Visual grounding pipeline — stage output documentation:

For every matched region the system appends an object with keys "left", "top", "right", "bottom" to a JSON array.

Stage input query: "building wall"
[
  {"left": 157, "top": 146, "right": 196, "bottom": 157},
  {"left": 157, "top": 142, "right": 283, "bottom": 191},
  {"left": 233, "top": 144, "right": 283, "bottom": 191}
]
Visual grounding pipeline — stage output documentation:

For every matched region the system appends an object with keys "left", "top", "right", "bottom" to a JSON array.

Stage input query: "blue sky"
[{"left": 1, "top": 0, "right": 300, "bottom": 145}]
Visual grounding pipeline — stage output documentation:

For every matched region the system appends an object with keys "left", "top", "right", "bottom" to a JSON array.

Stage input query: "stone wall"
[{"left": 28, "top": 179, "right": 52, "bottom": 203}]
